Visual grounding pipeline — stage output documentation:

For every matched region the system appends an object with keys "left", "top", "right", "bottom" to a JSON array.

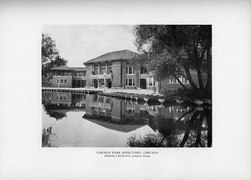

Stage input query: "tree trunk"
[
  {"left": 173, "top": 74, "right": 189, "bottom": 90},
  {"left": 184, "top": 65, "right": 198, "bottom": 90},
  {"left": 205, "top": 108, "right": 212, "bottom": 147},
  {"left": 194, "top": 111, "right": 205, "bottom": 147},
  {"left": 205, "top": 47, "right": 212, "bottom": 99},
  {"left": 180, "top": 111, "right": 200, "bottom": 147},
  {"left": 196, "top": 65, "right": 205, "bottom": 89}
]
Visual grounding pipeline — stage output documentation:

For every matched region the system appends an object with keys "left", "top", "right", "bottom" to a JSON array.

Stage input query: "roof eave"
[{"left": 84, "top": 58, "right": 132, "bottom": 65}]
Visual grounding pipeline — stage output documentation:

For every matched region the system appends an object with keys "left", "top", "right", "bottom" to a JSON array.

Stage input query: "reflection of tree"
[
  {"left": 42, "top": 127, "right": 58, "bottom": 147},
  {"left": 43, "top": 105, "right": 67, "bottom": 120},
  {"left": 127, "top": 106, "right": 212, "bottom": 147},
  {"left": 179, "top": 107, "right": 211, "bottom": 147},
  {"left": 180, "top": 110, "right": 203, "bottom": 147}
]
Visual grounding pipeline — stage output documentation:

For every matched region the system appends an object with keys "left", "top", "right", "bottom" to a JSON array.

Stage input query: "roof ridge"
[{"left": 84, "top": 49, "right": 138, "bottom": 65}]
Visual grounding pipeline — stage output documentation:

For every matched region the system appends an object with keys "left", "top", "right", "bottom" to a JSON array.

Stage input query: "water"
[{"left": 42, "top": 91, "right": 212, "bottom": 147}]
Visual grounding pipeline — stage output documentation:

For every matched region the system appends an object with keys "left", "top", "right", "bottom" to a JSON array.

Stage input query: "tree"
[
  {"left": 134, "top": 25, "right": 212, "bottom": 98},
  {"left": 42, "top": 33, "right": 67, "bottom": 77}
]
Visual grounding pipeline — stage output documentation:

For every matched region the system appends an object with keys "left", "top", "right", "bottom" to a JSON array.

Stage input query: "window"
[
  {"left": 107, "top": 62, "right": 112, "bottom": 74},
  {"left": 178, "top": 76, "right": 183, "bottom": 82},
  {"left": 99, "top": 79, "right": 104, "bottom": 87},
  {"left": 64, "top": 79, "right": 67, "bottom": 83},
  {"left": 126, "top": 78, "right": 135, "bottom": 86},
  {"left": 168, "top": 78, "right": 172, "bottom": 84},
  {"left": 183, "top": 77, "right": 188, "bottom": 84},
  {"left": 149, "top": 106, "right": 156, "bottom": 111},
  {"left": 168, "top": 106, "right": 175, "bottom": 113},
  {"left": 140, "top": 67, "right": 148, "bottom": 74},
  {"left": 94, "top": 64, "right": 99, "bottom": 75},
  {"left": 126, "top": 66, "right": 135, "bottom": 74},
  {"left": 57, "top": 80, "right": 59, "bottom": 83},
  {"left": 60, "top": 79, "right": 63, "bottom": 83},
  {"left": 100, "top": 63, "right": 106, "bottom": 75},
  {"left": 168, "top": 76, "right": 188, "bottom": 84},
  {"left": 148, "top": 77, "right": 155, "bottom": 87},
  {"left": 93, "top": 94, "right": 98, "bottom": 102},
  {"left": 98, "top": 96, "right": 104, "bottom": 103},
  {"left": 126, "top": 108, "right": 135, "bottom": 114},
  {"left": 105, "top": 98, "right": 111, "bottom": 104}
]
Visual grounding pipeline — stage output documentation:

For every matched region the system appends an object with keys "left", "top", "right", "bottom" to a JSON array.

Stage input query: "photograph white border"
[{"left": 0, "top": 0, "right": 251, "bottom": 179}]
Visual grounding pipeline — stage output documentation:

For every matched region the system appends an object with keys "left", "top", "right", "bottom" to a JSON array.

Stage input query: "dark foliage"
[
  {"left": 134, "top": 25, "right": 212, "bottom": 99},
  {"left": 42, "top": 33, "right": 67, "bottom": 78},
  {"left": 127, "top": 107, "right": 212, "bottom": 147}
]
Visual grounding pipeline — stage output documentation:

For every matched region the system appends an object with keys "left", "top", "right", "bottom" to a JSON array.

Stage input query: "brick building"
[
  {"left": 84, "top": 49, "right": 158, "bottom": 90},
  {"left": 50, "top": 49, "right": 207, "bottom": 91},
  {"left": 51, "top": 66, "right": 87, "bottom": 88},
  {"left": 83, "top": 49, "right": 206, "bottom": 92}
]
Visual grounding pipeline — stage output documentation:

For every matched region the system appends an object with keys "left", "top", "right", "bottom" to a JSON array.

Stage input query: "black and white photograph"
[
  {"left": 42, "top": 25, "right": 212, "bottom": 147},
  {"left": 1, "top": 0, "right": 251, "bottom": 179}
]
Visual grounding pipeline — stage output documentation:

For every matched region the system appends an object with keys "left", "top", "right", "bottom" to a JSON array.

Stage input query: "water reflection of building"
[
  {"left": 84, "top": 94, "right": 147, "bottom": 124},
  {"left": 42, "top": 92, "right": 87, "bottom": 108},
  {"left": 50, "top": 92, "right": 72, "bottom": 106},
  {"left": 42, "top": 92, "right": 88, "bottom": 120},
  {"left": 157, "top": 105, "right": 192, "bottom": 121},
  {"left": 43, "top": 92, "right": 198, "bottom": 132}
]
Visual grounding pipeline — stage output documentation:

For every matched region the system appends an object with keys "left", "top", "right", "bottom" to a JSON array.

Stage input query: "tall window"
[
  {"left": 126, "top": 78, "right": 135, "bottom": 87},
  {"left": 148, "top": 77, "right": 155, "bottom": 87},
  {"left": 94, "top": 64, "right": 99, "bottom": 75},
  {"left": 126, "top": 108, "right": 135, "bottom": 114},
  {"left": 126, "top": 66, "right": 135, "bottom": 74},
  {"left": 183, "top": 76, "right": 188, "bottom": 84},
  {"left": 107, "top": 62, "right": 112, "bottom": 74},
  {"left": 100, "top": 63, "right": 106, "bottom": 75},
  {"left": 140, "top": 67, "right": 148, "bottom": 74},
  {"left": 168, "top": 75, "right": 189, "bottom": 84},
  {"left": 99, "top": 79, "right": 104, "bottom": 87},
  {"left": 169, "top": 77, "right": 177, "bottom": 84}
]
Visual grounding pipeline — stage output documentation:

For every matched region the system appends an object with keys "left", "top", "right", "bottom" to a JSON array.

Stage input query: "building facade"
[
  {"left": 84, "top": 49, "right": 159, "bottom": 90},
  {"left": 50, "top": 49, "right": 207, "bottom": 91},
  {"left": 51, "top": 66, "right": 87, "bottom": 88},
  {"left": 83, "top": 49, "right": 206, "bottom": 92}
]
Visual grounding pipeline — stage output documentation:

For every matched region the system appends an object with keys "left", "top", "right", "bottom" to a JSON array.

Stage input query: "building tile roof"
[
  {"left": 51, "top": 66, "right": 86, "bottom": 71},
  {"left": 84, "top": 49, "right": 138, "bottom": 65}
]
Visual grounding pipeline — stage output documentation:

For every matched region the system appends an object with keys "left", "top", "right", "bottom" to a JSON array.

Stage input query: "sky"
[{"left": 42, "top": 25, "right": 138, "bottom": 67}]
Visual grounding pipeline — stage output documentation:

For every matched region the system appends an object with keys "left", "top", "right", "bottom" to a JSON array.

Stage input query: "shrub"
[
  {"left": 127, "top": 133, "right": 165, "bottom": 147},
  {"left": 42, "top": 127, "right": 56, "bottom": 147}
]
